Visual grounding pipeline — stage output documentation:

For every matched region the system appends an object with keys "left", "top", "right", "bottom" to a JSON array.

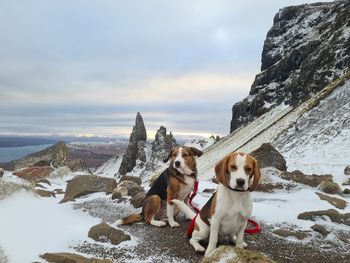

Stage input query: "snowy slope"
[{"left": 95, "top": 156, "right": 122, "bottom": 178}]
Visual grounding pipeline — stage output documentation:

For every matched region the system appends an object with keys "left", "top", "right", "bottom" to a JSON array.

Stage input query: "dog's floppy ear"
[
  {"left": 190, "top": 147, "right": 203, "bottom": 157},
  {"left": 163, "top": 148, "right": 174, "bottom": 163},
  {"left": 249, "top": 157, "right": 261, "bottom": 192},
  {"left": 214, "top": 155, "right": 230, "bottom": 185}
]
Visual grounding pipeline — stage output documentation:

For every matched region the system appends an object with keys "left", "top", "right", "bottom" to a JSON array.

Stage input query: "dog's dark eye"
[
  {"left": 183, "top": 153, "right": 188, "bottom": 157},
  {"left": 231, "top": 165, "right": 237, "bottom": 170},
  {"left": 245, "top": 167, "right": 252, "bottom": 173}
]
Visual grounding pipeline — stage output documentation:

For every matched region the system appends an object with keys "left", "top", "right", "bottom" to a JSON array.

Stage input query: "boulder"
[
  {"left": 88, "top": 222, "right": 130, "bottom": 245},
  {"left": 318, "top": 181, "right": 342, "bottom": 195},
  {"left": 316, "top": 192, "right": 347, "bottom": 209},
  {"left": 60, "top": 175, "right": 117, "bottom": 203},
  {"left": 35, "top": 189, "right": 55, "bottom": 198},
  {"left": 14, "top": 141, "right": 67, "bottom": 170},
  {"left": 67, "top": 159, "right": 91, "bottom": 173},
  {"left": 118, "top": 112, "right": 147, "bottom": 175},
  {"left": 311, "top": 224, "right": 330, "bottom": 236},
  {"left": 36, "top": 178, "right": 51, "bottom": 186},
  {"left": 130, "top": 192, "right": 146, "bottom": 208},
  {"left": 250, "top": 143, "right": 287, "bottom": 171},
  {"left": 281, "top": 170, "right": 332, "bottom": 187},
  {"left": 273, "top": 229, "right": 308, "bottom": 240},
  {"left": 344, "top": 165, "right": 350, "bottom": 175},
  {"left": 298, "top": 209, "right": 350, "bottom": 226},
  {"left": 40, "top": 252, "right": 112, "bottom": 263},
  {"left": 112, "top": 186, "right": 128, "bottom": 200},
  {"left": 0, "top": 168, "right": 4, "bottom": 177},
  {"left": 13, "top": 166, "right": 54, "bottom": 183},
  {"left": 343, "top": 189, "right": 350, "bottom": 195},
  {"left": 119, "top": 175, "right": 142, "bottom": 185},
  {"left": 119, "top": 180, "right": 144, "bottom": 197},
  {"left": 200, "top": 246, "right": 276, "bottom": 263}
]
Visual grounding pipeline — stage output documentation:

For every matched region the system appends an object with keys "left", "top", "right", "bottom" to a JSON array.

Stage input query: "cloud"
[{"left": 0, "top": 0, "right": 330, "bottom": 137}]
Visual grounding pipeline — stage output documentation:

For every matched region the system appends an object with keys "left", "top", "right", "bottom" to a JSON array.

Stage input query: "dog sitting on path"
[
  {"left": 172, "top": 152, "right": 261, "bottom": 256},
  {"left": 114, "top": 146, "right": 203, "bottom": 227}
]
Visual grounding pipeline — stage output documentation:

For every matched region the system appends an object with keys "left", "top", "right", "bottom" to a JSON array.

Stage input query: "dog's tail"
[
  {"left": 172, "top": 199, "right": 196, "bottom": 220},
  {"left": 114, "top": 213, "right": 143, "bottom": 225}
]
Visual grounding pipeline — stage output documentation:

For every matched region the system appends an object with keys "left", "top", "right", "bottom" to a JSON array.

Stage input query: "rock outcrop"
[
  {"left": 298, "top": 209, "right": 350, "bottom": 226},
  {"left": 344, "top": 165, "right": 350, "bottom": 175},
  {"left": 14, "top": 141, "right": 68, "bottom": 170},
  {"left": 230, "top": 1, "right": 350, "bottom": 132},
  {"left": 60, "top": 175, "right": 117, "bottom": 203},
  {"left": 13, "top": 166, "right": 54, "bottom": 183},
  {"left": 250, "top": 143, "right": 286, "bottom": 171},
  {"left": 281, "top": 170, "right": 332, "bottom": 187},
  {"left": 66, "top": 159, "right": 91, "bottom": 173},
  {"left": 142, "top": 126, "right": 177, "bottom": 175},
  {"left": 118, "top": 112, "right": 147, "bottom": 175}
]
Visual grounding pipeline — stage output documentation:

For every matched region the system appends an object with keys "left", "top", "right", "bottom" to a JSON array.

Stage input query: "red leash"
[{"left": 187, "top": 180, "right": 261, "bottom": 237}]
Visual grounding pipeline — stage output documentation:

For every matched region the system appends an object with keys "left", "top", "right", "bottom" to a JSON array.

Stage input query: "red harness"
[{"left": 187, "top": 180, "right": 261, "bottom": 237}]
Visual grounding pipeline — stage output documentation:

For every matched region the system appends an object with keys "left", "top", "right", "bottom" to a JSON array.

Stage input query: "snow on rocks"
[{"left": 40, "top": 252, "right": 112, "bottom": 263}]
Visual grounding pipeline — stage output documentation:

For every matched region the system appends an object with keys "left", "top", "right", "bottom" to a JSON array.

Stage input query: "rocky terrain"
[{"left": 230, "top": 0, "right": 350, "bottom": 132}]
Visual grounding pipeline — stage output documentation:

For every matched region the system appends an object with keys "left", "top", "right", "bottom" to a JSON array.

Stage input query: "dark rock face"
[
  {"left": 60, "top": 175, "right": 117, "bottom": 203},
  {"left": 118, "top": 113, "right": 147, "bottom": 175},
  {"left": 143, "top": 126, "right": 177, "bottom": 174},
  {"left": 88, "top": 222, "right": 130, "bottom": 245},
  {"left": 250, "top": 143, "right": 287, "bottom": 171},
  {"left": 230, "top": 1, "right": 350, "bottom": 132},
  {"left": 14, "top": 141, "right": 68, "bottom": 170},
  {"left": 344, "top": 165, "right": 350, "bottom": 175}
]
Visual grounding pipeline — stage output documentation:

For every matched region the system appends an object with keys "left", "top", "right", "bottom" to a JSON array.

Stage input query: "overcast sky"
[{"left": 0, "top": 0, "right": 329, "bottom": 138}]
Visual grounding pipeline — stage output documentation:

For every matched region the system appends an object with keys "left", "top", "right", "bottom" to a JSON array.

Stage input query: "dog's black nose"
[
  {"left": 236, "top": 178, "right": 245, "bottom": 187},
  {"left": 175, "top": 161, "right": 181, "bottom": 167}
]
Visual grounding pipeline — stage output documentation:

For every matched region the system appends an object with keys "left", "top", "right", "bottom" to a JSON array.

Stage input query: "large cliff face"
[{"left": 230, "top": 0, "right": 350, "bottom": 132}]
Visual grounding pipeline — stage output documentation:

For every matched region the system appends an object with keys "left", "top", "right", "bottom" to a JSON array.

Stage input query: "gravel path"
[{"left": 72, "top": 196, "right": 350, "bottom": 263}]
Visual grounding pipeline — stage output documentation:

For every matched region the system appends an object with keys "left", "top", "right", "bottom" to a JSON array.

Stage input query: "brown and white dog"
[
  {"left": 114, "top": 146, "right": 203, "bottom": 228},
  {"left": 172, "top": 152, "right": 261, "bottom": 256}
]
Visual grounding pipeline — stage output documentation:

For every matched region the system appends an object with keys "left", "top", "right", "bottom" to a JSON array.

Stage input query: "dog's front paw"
[
  {"left": 236, "top": 242, "right": 247, "bottom": 249},
  {"left": 169, "top": 221, "right": 180, "bottom": 228}
]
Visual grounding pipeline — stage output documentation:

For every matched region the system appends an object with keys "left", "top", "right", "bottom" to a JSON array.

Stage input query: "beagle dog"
[
  {"left": 172, "top": 152, "right": 261, "bottom": 256},
  {"left": 114, "top": 146, "right": 203, "bottom": 228}
]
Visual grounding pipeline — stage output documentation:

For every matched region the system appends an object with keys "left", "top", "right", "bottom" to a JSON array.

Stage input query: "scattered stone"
[
  {"left": 342, "top": 179, "right": 350, "bottom": 186},
  {"left": 67, "top": 159, "right": 91, "bottom": 173},
  {"left": 250, "top": 143, "right": 287, "bottom": 171},
  {"left": 112, "top": 186, "right": 128, "bottom": 200},
  {"left": 118, "top": 112, "right": 147, "bottom": 175},
  {"left": 36, "top": 178, "right": 51, "bottom": 186},
  {"left": 119, "top": 180, "right": 144, "bottom": 197},
  {"left": 316, "top": 192, "right": 347, "bottom": 209},
  {"left": 35, "top": 183, "right": 47, "bottom": 189},
  {"left": 119, "top": 175, "right": 142, "bottom": 185},
  {"left": 200, "top": 246, "right": 276, "bottom": 263},
  {"left": 53, "top": 189, "right": 65, "bottom": 195},
  {"left": 88, "top": 222, "right": 131, "bottom": 245},
  {"left": 212, "top": 177, "right": 218, "bottom": 184},
  {"left": 130, "top": 192, "right": 146, "bottom": 208},
  {"left": 49, "top": 166, "right": 72, "bottom": 179},
  {"left": 338, "top": 236, "right": 349, "bottom": 244},
  {"left": 344, "top": 165, "right": 350, "bottom": 175},
  {"left": 298, "top": 209, "right": 350, "bottom": 226},
  {"left": 14, "top": 141, "right": 67, "bottom": 170},
  {"left": 311, "top": 224, "right": 330, "bottom": 236},
  {"left": 281, "top": 170, "right": 332, "bottom": 187},
  {"left": 318, "top": 181, "right": 342, "bottom": 195},
  {"left": 13, "top": 166, "right": 54, "bottom": 183},
  {"left": 256, "top": 183, "right": 284, "bottom": 193},
  {"left": 60, "top": 175, "right": 117, "bottom": 203},
  {"left": 40, "top": 252, "right": 112, "bottom": 263},
  {"left": 343, "top": 189, "right": 350, "bottom": 195},
  {"left": 273, "top": 229, "right": 308, "bottom": 240},
  {"left": 35, "top": 189, "right": 55, "bottom": 198},
  {"left": 0, "top": 168, "right": 4, "bottom": 177}
]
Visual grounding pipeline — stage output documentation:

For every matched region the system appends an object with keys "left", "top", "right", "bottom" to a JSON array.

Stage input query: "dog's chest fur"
[
  {"left": 215, "top": 185, "right": 252, "bottom": 235},
  {"left": 177, "top": 175, "right": 195, "bottom": 200}
]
